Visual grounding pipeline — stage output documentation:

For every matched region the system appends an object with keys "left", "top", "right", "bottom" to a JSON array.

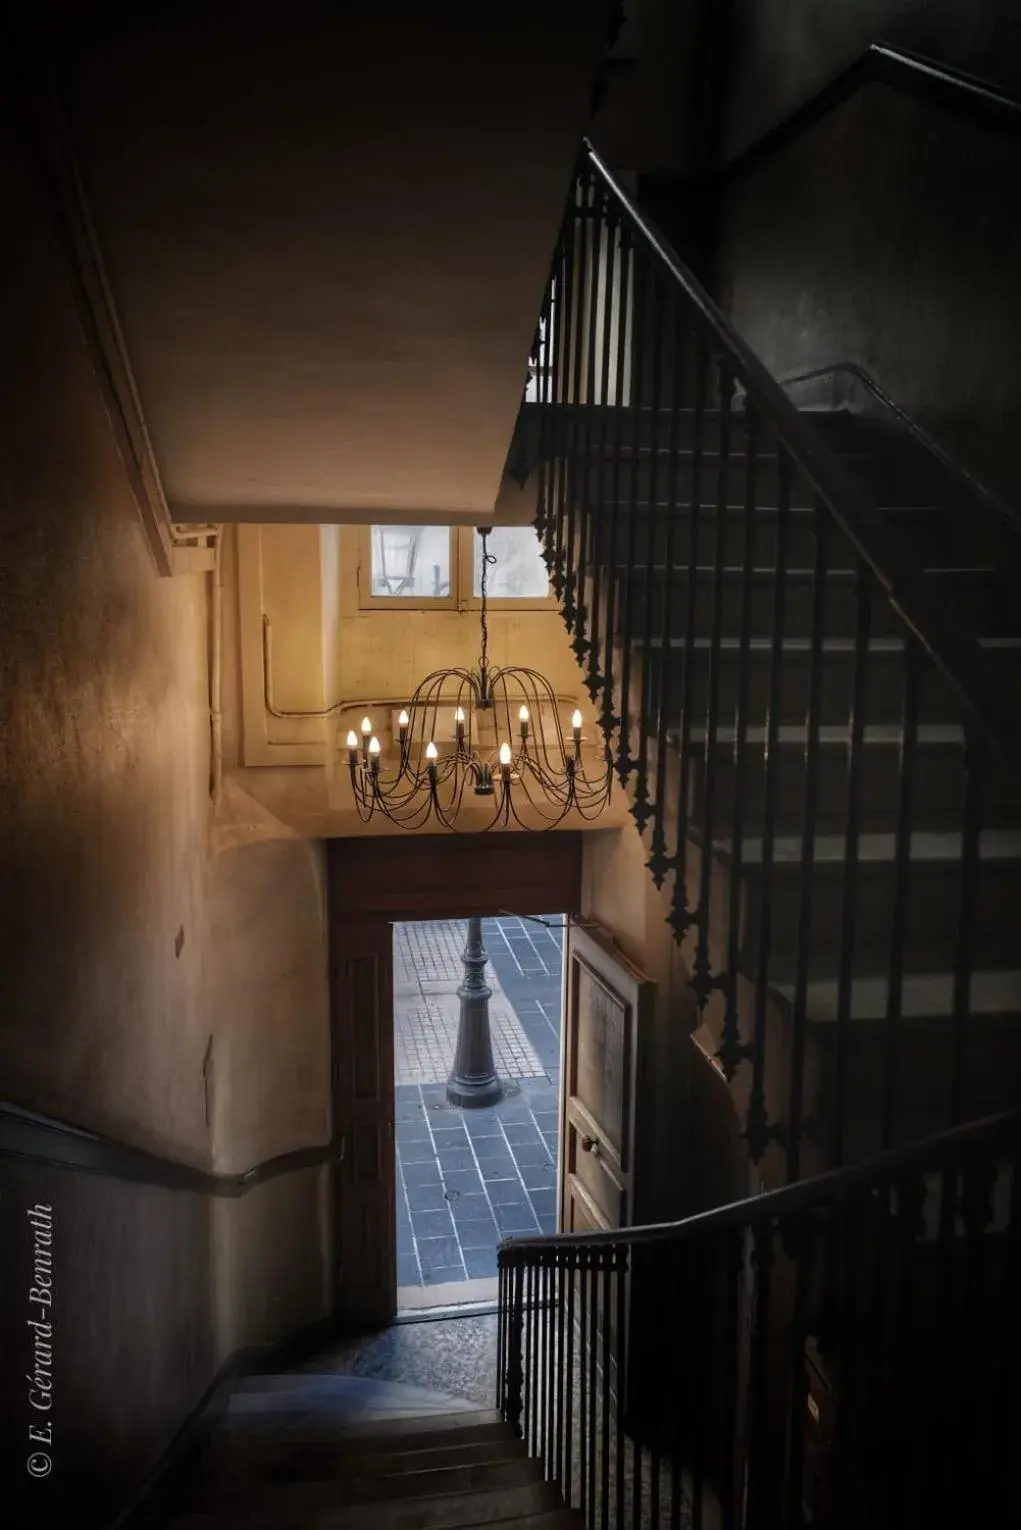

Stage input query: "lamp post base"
[{"left": 446, "top": 916, "right": 504, "bottom": 1110}]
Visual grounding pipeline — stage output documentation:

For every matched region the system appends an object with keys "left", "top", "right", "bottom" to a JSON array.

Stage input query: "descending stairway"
[{"left": 163, "top": 1378, "right": 580, "bottom": 1530}]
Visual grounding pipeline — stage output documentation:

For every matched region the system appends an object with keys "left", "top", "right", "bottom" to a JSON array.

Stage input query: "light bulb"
[
  {"left": 398, "top": 709, "right": 409, "bottom": 728},
  {"left": 345, "top": 730, "right": 358, "bottom": 749},
  {"left": 519, "top": 705, "right": 530, "bottom": 723},
  {"left": 360, "top": 716, "right": 372, "bottom": 735},
  {"left": 454, "top": 706, "right": 466, "bottom": 723},
  {"left": 571, "top": 709, "right": 583, "bottom": 730},
  {"left": 368, "top": 735, "right": 381, "bottom": 756},
  {"left": 425, "top": 741, "right": 438, "bottom": 761},
  {"left": 499, "top": 742, "right": 512, "bottom": 767}
]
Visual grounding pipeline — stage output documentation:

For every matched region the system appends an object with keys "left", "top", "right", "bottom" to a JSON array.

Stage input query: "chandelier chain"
[{"left": 478, "top": 527, "right": 497, "bottom": 684}]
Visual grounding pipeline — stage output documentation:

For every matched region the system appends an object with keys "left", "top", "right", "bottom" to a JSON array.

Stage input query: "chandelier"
[{"left": 345, "top": 528, "right": 613, "bottom": 831}]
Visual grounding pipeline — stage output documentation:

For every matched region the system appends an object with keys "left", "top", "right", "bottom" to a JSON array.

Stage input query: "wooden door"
[
  {"left": 560, "top": 921, "right": 655, "bottom": 1236},
  {"left": 330, "top": 917, "right": 396, "bottom": 1325}
]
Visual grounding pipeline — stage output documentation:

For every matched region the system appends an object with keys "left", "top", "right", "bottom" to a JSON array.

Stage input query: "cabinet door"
[{"left": 330, "top": 917, "right": 396, "bottom": 1325}]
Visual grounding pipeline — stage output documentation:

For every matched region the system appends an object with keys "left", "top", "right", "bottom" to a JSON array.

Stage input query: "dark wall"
[
  {"left": 723, "top": 0, "right": 1021, "bottom": 157},
  {"left": 716, "top": 82, "right": 1021, "bottom": 508}
]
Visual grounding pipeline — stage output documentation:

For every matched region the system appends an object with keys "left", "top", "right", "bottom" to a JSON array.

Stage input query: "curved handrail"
[
  {"left": 713, "top": 43, "right": 1021, "bottom": 182},
  {"left": 582, "top": 138, "right": 1021, "bottom": 774},
  {"left": 0, "top": 1100, "right": 335, "bottom": 1196},
  {"left": 500, "top": 1106, "right": 1021, "bottom": 1256}
]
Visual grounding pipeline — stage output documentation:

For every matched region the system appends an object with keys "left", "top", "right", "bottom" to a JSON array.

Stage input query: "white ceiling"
[{"left": 66, "top": 5, "right": 608, "bottom": 522}]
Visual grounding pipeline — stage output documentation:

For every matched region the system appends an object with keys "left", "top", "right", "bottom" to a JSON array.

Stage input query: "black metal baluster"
[
  {"left": 957, "top": 1147, "right": 997, "bottom": 1505},
  {"left": 831, "top": 1198, "right": 862, "bottom": 1530},
  {"left": 666, "top": 1240, "right": 685, "bottom": 1530},
  {"left": 579, "top": 1251, "right": 589, "bottom": 1519},
  {"left": 743, "top": 437, "right": 789, "bottom": 1161},
  {"left": 524, "top": 1258, "right": 534, "bottom": 1452},
  {"left": 783, "top": 1214, "right": 815, "bottom": 1530},
  {"left": 787, "top": 501, "right": 830, "bottom": 1182},
  {"left": 719, "top": 1228, "right": 743, "bottom": 1530},
  {"left": 550, "top": 175, "right": 580, "bottom": 602},
  {"left": 562, "top": 167, "right": 593, "bottom": 633},
  {"left": 690, "top": 1243, "right": 708, "bottom": 1530},
  {"left": 565, "top": 1247, "right": 577, "bottom": 1508},
  {"left": 601, "top": 1250, "right": 612, "bottom": 1530},
  {"left": 507, "top": 1260, "right": 525, "bottom": 1438},
  {"left": 615, "top": 1246, "right": 627, "bottom": 1530},
  {"left": 632, "top": 1419, "right": 643, "bottom": 1530},
  {"left": 648, "top": 291, "right": 686, "bottom": 890},
  {"left": 615, "top": 241, "right": 650, "bottom": 786},
  {"left": 571, "top": 176, "right": 605, "bottom": 666},
  {"left": 588, "top": 1252, "right": 599, "bottom": 1524},
  {"left": 991, "top": 1143, "right": 1021, "bottom": 1526},
  {"left": 601, "top": 222, "right": 633, "bottom": 744},
  {"left": 833, "top": 560, "right": 871, "bottom": 1168},
  {"left": 886, "top": 1173, "right": 927, "bottom": 1526},
  {"left": 632, "top": 267, "right": 666, "bottom": 836},
  {"left": 690, "top": 356, "right": 734, "bottom": 1009},
  {"left": 668, "top": 331, "right": 708, "bottom": 941},
  {"left": 718, "top": 403, "right": 759, "bottom": 1087},
  {"left": 497, "top": 1257, "right": 506, "bottom": 1409},
  {"left": 546, "top": 1253, "right": 558, "bottom": 1480},
  {"left": 587, "top": 196, "right": 621, "bottom": 703},
  {"left": 882, "top": 639, "right": 921, "bottom": 1151},
  {"left": 745, "top": 1220, "right": 775, "bottom": 1530},
  {"left": 949, "top": 725, "right": 986, "bottom": 1129},
  {"left": 563, "top": 1248, "right": 572, "bottom": 1487}
]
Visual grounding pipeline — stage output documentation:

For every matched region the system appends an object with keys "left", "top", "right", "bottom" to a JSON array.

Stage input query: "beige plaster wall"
[{"left": 1, "top": 116, "right": 330, "bottom": 1520}]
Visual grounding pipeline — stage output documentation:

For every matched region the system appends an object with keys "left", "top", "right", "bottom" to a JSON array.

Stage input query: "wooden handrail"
[
  {"left": 501, "top": 1107, "right": 1021, "bottom": 1256},
  {"left": 0, "top": 1101, "right": 335, "bottom": 1196}
]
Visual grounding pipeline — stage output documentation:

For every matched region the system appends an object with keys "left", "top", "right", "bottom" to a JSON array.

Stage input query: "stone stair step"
[
  {"left": 185, "top": 1455, "right": 544, "bottom": 1514},
  {"left": 594, "top": 501, "right": 952, "bottom": 568},
  {"left": 641, "top": 635, "right": 1015, "bottom": 727},
  {"left": 168, "top": 1477, "right": 561, "bottom": 1530},
  {"left": 600, "top": 563, "right": 1016, "bottom": 641},
  {"left": 775, "top": 972, "right": 1021, "bottom": 1119},
  {"left": 207, "top": 1433, "right": 525, "bottom": 1486},
  {"left": 668, "top": 722, "right": 1021, "bottom": 834},
  {"left": 717, "top": 829, "right": 1021, "bottom": 981}
]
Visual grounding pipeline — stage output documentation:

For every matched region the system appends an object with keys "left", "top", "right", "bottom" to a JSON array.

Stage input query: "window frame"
[
  {"left": 357, "top": 525, "right": 555, "bottom": 612},
  {"left": 356, "top": 524, "right": 458, "bottom": 610}
]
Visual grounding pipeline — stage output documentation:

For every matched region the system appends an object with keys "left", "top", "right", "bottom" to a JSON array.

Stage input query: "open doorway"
[{"left": 393, "top": 914, "right": 563, "bottom": 1310}]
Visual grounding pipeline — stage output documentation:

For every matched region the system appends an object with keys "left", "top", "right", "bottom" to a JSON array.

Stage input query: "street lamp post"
[{"left": 447, "top": 916, "right": 503, "bottom": 1108}]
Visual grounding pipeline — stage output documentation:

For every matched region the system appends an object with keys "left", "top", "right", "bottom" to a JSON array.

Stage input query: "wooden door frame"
[{"left": 327, "top": 832, "right": 583, "bottom": 1324}]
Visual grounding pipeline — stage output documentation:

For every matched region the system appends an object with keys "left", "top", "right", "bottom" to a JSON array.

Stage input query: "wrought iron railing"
[
  {"left": 497, "top": 1109, "right": 1021, "bottom": 1530},
  {"left": 523, "top": 141, "right": 1021, "bottom": 1171}
]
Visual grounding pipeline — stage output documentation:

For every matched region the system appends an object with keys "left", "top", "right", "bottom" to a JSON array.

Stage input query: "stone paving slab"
[{"left": 395, "top": 994, "right": 542, "bottom": 1087}]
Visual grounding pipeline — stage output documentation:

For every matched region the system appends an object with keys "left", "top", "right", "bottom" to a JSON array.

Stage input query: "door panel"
[
  {"left": 560, "top": 922, "right": 655, "bottom": 1237},
  {"left": 330, "top": 917, "right": 396, "bottom": 1325}
]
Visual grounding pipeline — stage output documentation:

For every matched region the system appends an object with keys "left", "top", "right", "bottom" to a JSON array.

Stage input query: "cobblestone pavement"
[{"left": 394, "top": 914, "right": 564, "bottom": 1295}]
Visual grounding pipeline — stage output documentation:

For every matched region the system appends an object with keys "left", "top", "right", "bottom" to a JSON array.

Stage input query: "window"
[{"left": 359, "top": 525, "right": 552, "bottom": 610}]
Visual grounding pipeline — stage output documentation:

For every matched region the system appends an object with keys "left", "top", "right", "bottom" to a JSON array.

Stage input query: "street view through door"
[{"left": 393, "top": 914, "right": 564, "bottom": 1309}]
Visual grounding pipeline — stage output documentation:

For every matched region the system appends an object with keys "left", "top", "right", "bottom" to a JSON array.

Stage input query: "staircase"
[
  {"left": 490, "top": 139, "right": 1021, "bottom": 1527},
  {"left": 161, "top": 1382, "right": 581, "bottom": 1530},
  {"left": 517, "top": 139, "right": 1021, "bottom": 1177}
]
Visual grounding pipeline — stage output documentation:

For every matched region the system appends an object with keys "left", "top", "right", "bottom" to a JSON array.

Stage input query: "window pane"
[
  {"left": 371, "top": 525, "right": 451, "bottom": 598},
  {"left": 473, "top": 526, "right": 549, "bottom": 599}
]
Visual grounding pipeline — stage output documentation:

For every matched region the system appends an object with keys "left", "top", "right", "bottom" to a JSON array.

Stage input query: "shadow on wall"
[
  {"left": 722, "top": 0, "right": 1021, "bottom": 158},
  {"left": 717, "top": 81, "right": 1021, "bottom": 508}
]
